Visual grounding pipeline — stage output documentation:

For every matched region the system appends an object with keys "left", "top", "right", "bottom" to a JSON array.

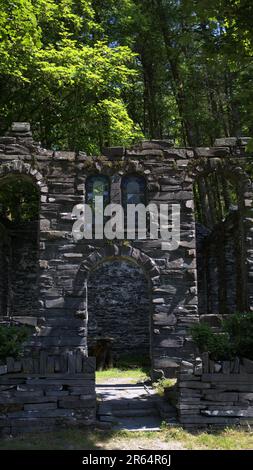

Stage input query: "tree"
[
  {"left": 0, "top": 0, "right": 253, "bottom": 150},
  {"left": 0, "top": 0, "right": 142, "bottom": 153}
]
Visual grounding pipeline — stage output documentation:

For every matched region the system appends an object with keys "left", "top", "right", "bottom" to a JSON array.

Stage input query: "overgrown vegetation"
[
  {"left": 0, "top": 325, "right": 29, "bottom": 362},
  {"left": 191, "top": 312, "right": 253, "bottom": 361}
]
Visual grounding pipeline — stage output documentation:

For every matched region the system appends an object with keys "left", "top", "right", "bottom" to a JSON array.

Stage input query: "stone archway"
[
  {"left": 73, "top": 244, "right": 161, "bottom": 378},
  {"left": 0, "top": 162, "right": 44, "bottom": 318},
  {"left": 0, "top": 160, "right": 46, "bottom": 200}
]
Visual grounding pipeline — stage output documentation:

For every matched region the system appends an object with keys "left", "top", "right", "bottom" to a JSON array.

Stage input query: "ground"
[
  {"left": 96, "top": 367, "right": 149, "bottom": 384},
  {"left": 1, "top": 364, "right": 252, "bottom": 450},
  {"left": 0, "top": 427, "right": 252, "bottom": 450}
]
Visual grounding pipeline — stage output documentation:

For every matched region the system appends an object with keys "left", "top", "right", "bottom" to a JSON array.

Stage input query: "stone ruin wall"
[
  {"left": 88, "top": 260, "right": 150, "bottom": 357},
  {"left": 0, "top": 353, "right": 96, "bottom": 436},
  {"left": 0, "top": 124, "right": 252, "bottom": 380},
  {"left": 0, "top": 123, "right": 252, "bottom": 433},
  {"left": 177, "top": 354, "right": 253, "bottom": 429}
]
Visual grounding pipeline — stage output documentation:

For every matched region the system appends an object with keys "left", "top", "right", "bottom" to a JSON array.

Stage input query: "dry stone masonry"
[
  {"left": 88, "top": 260, "right": 150, "bottom": 357},
  {"left": 0, "top": 352, "right": 95, "bottom": 436},
  {"left": 0, "top": 122, "right": 252, "bottom": 432},
  {"left": 177, "top": 354, "right": 253, "bottom": 429}
]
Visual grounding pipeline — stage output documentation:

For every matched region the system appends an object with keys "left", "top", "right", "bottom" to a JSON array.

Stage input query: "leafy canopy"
[{"left": 0, "top": 0, "right": 142, "bottom": 153}]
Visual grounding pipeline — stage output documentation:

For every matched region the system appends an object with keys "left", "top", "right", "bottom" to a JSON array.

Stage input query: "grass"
[
  {"left": 162, "top": 426, "right": 253, "bottom": 450},
  {"left": 153, "top": 378, "right": 177, "bottom": 396},
  {"left": 96, "top": 354, "right": 150, "bottom": 384},
  {"left": 96, "top": 367, "right": 149, "bottom": 383},
  {"left": 0, "top": 427, "right": 252, "bottom": 450}
]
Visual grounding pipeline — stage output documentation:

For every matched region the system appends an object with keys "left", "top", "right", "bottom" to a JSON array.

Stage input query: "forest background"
[{"left": 0, "top": 0, "right": 252, "bottom": 154}]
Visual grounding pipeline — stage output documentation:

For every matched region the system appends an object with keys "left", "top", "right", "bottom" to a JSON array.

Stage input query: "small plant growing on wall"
[
  {"left": 0, "top": 325, "right": 29, "bottom": 362},
  {"left": 191, "top": 312, "right": 253, "bottom": 361}
]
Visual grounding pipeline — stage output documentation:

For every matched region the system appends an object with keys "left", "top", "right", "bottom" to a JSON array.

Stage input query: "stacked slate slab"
[
  {"left": 177, "top": 354, "right": 253, "bottom": 429},
  {"left": 0, "top": 352, "right": 96, "bottom": 436}
]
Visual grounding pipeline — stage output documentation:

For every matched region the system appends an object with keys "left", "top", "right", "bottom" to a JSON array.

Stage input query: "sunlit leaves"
[{"left": 0, "top": 0, "right": 141, "bottom": 151}]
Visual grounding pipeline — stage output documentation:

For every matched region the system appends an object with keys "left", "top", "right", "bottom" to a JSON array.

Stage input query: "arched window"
[
  {"left": 0, "top": 174, "right": 39, "bottom": 224},
  {"left": 121, "top": 175, "right": 146, "bottom": 210},
  {"left": 85, "top": 175, "right": 110, "bottom": 209},
  {"left": 193, "top": 169, "right": 247, "bottom": 317},
  {"left": 0, "top": 174, "right": 40, "bottom": 318}
]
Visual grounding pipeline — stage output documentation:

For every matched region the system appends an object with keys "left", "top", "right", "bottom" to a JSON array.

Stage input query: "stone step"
[
  {"left": 96, "top": 385, "right": 173, "bottom": 431},
  {"left": 112, "top": 416, "right": 162, "bottom": 432},
  {"left": 107, "top": 399, "right": 159, "bottom": 410},
  {"left": 113, "top": 408, "right": 159, "bottom": 418}
]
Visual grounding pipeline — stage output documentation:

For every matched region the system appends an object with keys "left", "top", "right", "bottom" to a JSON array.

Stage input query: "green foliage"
[
  {"left": 96, "top": 367, "right": 149, "bottom": 384},
  {"left": 96, "top": 353, "right": 150, "bottom": 384},
  {"left": 191, "top": 312, "right": 253, "bottom": 360},
  {"left": 223, "top": 312, "right": 253, "bottom": 360},
  {"left": 191, "top": 323, "right": 215, "bottom": 354},
  {"left": 0, "top": 426, "right": 252, "bottom": 451},
  {"left": 0, "top": 0, "right": 142, "bottom": 153},
  {"left": 0, "top": 325, "right": 29, "bottom": 362},
  {"left": 246, "top": 139, "right": 253, "bottom": 153},
  {"left": 191, "top": 323, "right": 233, "bottom": 361},
  {"left": 154, "top": 377, "right": 177, "bottom": 397},
  {"left": 1, "top": 1, "right": 253, "bottom": 150},
  {"left": 0, "top": 176, "right": 39, "bottom": 223}
]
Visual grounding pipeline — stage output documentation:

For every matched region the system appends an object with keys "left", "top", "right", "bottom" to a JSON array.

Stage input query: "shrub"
[
  {"left": 190, "top": 323, "right": 213, "bottom": 353},
  {"left": 191, "top": 312, "right": 253, "bottom": 361},
  {"left": 191, "top": 323, "right": 233, "bottom": 360},
  {"left": 0, "top": 325, "right": 29, "bottom": 362},
  {"left": 223, "top": 312, "right": 253, "bottom": 360},
  {"left": 204, "top": 332, "right": 234, "bottom": 361}
]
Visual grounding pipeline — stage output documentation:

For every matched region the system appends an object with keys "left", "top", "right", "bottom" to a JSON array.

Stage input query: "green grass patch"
[
  {"left": 96, "top": 367, "right": 149, "bottom": 384},
  {"left": 96, "top": 353, "right": 150, "bottom": 383},
  {"left": 163, "top": 426, "right": 253, "bottom": 450},
  {"left": 0, "top": 427, "right": 252, "bottom": 450}
]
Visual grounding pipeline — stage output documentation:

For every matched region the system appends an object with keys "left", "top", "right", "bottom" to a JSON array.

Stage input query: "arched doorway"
[
  {"left": 0, "top": 173, "right": 40, "bottom": 318},
  {"left": 74, "top": 245, "right": 161, "bottom": 378},
  {"left": 87, "top": 258, "right": 151, "bottom": 372}
]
